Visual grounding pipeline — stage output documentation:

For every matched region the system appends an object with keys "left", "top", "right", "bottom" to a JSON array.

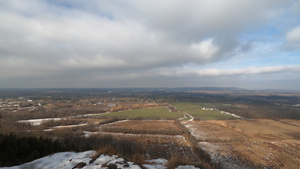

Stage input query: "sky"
[{"left": 0, "top": 0, "right": 300, "bottom": 89}]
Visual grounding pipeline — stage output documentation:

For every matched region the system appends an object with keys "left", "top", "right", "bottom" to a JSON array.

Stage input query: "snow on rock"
[
  {"left": 1, "top": 151, "right": 200, "bottom": 169},
  {"left": 143, "top": 158, "right": 168, "bottom": 169},
  {"left": 1, "top": 151, "right": 95, "bottom": 169},
  {"left": 0, "top": 151, "right": 141, "bottom": 169},
  {"left": 143, "top": 158, "right": 200, "bottom": 169}
]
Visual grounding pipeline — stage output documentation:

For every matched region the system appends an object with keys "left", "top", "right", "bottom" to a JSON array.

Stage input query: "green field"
[
  {"left": 101, "top": 107, "right": 184, "bottom": 120},
  {"left": 171, "top": 102, "right": 236, "bottom": 120}
]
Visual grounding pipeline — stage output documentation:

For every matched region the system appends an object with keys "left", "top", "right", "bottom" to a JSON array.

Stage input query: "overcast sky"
[{"left": 0, "top": 0, "right": 300, "bottom": 89}]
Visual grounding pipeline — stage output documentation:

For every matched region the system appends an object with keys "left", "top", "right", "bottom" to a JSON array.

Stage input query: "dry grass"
[
  {"left": 184, "top": 119, "right": 300, "bottom": 168},
  {"left": 214, "top": 119, "right": 300, "bottom": 140},
  {"left": 100, "top": 131, "right": 188, "bottom": 145},
  {"left": 166, "top": 156, "right": 200, "bottom": 168},
  {"left": 278, "top": 119, "right": 300, "bottom": 127},
  {"left": 182, "top": 121, "right": 248, "bottom": 142},
  {"left": 102, "top": 120, "right": 182, "bottom": 135}
]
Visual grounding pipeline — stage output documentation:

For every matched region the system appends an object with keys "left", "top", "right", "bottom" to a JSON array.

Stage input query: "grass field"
[
  {"left": 171, "top": 102, "right": 236, "bottom": 120},
  {"left": 101, "top": 107, "right": 184, "bottom": 120}
]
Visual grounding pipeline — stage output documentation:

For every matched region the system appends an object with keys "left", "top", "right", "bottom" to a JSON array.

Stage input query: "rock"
[
  {"left": 72, "top": 162, "right": 86, "bottom": 168},
  {"left": 107, "top": 163, "right": 118, "bottom": 169}
]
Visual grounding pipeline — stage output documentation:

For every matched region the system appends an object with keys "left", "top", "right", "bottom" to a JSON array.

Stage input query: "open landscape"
[
  {"left": 1, "top": 1, "right": 300, "bottom": 168},
  {"left": 1, "top": 88, "right": 300, "bottom": 168}
]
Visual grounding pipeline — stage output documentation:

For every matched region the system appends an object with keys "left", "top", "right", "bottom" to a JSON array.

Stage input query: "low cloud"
[{"left": 159, "top": 65, "right": 300, "bottom": 77}]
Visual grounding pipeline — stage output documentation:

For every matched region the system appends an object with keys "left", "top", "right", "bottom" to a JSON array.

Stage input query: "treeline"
[
  {"left": 0, "top": 133, "right": 146, "bottom": 167},
  {"left": 0, "top": 133, "right": 66, "bottom": 167},
  {"left": 1, "top": 132, "right": 206, "bottom": 168},
  {"left": 218, "top": 105, "right": 300, "bottom": 119}
]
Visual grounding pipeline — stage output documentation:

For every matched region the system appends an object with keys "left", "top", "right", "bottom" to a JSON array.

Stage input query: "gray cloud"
[{"left": 0, "top": 0, "right": 300, "bottom": 89}]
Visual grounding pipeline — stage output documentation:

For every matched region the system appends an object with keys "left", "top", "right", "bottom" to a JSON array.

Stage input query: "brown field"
[
  {"left": 278, "top": 119, "right": 300, "bottom": 127},
  {"left": 183, "top": 119, "right": 300, "bottom": 169},
  {"left": 213, "top": 119, "right": 300, "bottom": 140},
  {"left": 100, "top": 132, "right": 188, "bottom": 145},
  {"left": 183, "top": 121, "right": 249, "bottom": 142},
  {"left": 101, "top": 120, "right": 182, "bottom": 135}
]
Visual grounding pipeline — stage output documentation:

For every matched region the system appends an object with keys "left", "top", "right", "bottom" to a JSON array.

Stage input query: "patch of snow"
[
  {"left": 52, "top": 123, "right": 88, "bottom": 129},
  {"left": 1, "top": 151, "right": 141, "bottom": 169},
  {"left": 43, "top": 123, "right": 90, "bottom": 132},
  {"left": 184, "top": 112, "right": 194, "bottom": 121},
  {"left": 83, "top": 131, "right": 98, "bottom": 137},
  {"left": 75, "top": 113, "right": 106, "bottom": 118},
  {"left": 91, "top": 154, "right": 117, "bottom": 165},
  {"left": 146, "top": 158, "right": 168, "bottom": 165},
  {"left": 221, "top": 111, "right": 243, "bottom": 119},
  {"left": 18, "top": 118, "right": 62, "bottom": 126},
  {"left": 143, "top": 158, "right": 168, "bottom": 169},
  {"left": 184, "top": 123, "right": 207, "bottom": 141},
  {"left": 293, "top": 104, "right": 300, "bottom": 107},
  {"left": 1, "top": 151, "right": 201, "bottom": 169},
  {"left": 178, "top": 112, "right": 194, "bottom": 121},
  {"left": 43, "top": 129, "right": 53, "bottom": 132},
  {"left": 1, "top": 151, "right": 96, "bottom": 169}
]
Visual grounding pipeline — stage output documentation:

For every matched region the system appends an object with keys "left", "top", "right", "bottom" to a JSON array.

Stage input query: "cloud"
[
  {"left": 0, "top": 0, "right": 299, "bottom": 88},
  {"left": 189, "top": 39, "right": 219, "bottom": 61},
  {"left": 284, "top": 26, "right": 300, "bottom": 50},
  {"left": 158, "top": 65, "right": 300, "bottom": 77}
]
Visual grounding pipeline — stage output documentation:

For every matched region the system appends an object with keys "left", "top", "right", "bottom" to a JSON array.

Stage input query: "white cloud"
[
  {"left": 285, "top": 26, "right": 300, "bottom": 50},
  {"left": 189, "top": 39, "right": 219, "bottom": 60}
]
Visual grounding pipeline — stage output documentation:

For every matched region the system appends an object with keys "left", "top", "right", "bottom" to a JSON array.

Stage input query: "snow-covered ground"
[
  {"left": 184, "top": 123, "right": 207, "bottom": 141},
  {"left": 44, "top": 123, "right": 91, "bottom": 131},
  {"left": 220, "top": 111, "right": 243, "bottom": 118},
  {"left": 17, "top": 112, "right": 109, "bottom": 126},
  {"left": 0, "top": 151, "right": 200, "bottom": 169},
  {"left": 17, "top": 118, "right": 62, "bottom": 126},
  {"left": 184, "top": 112, "right": 194, "bottom": 121}
]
